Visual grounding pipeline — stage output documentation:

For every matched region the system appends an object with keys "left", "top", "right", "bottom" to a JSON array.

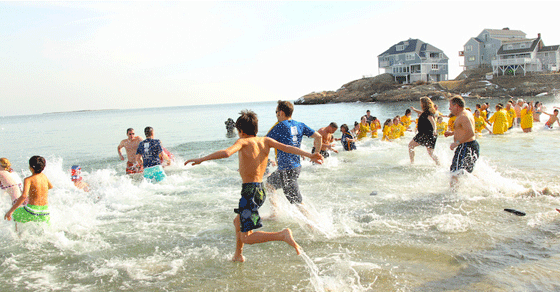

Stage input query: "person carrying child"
[
  {"left": 184, "top": 110, "right": 323, "bottom": 262},
  {"left": 5, "top": 156, "right": 52, "bottom": 228}
]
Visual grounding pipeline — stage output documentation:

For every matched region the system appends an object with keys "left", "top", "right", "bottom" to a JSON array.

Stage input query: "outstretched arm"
[
  {"left": 410, "top": 106, "right": 422, "bottom": 115},
  {"left": 266, "top": 138, "right": 323, "bottom": 164},
  {"left": 185, "top": 139, "right": 243, "bottom": 166}
]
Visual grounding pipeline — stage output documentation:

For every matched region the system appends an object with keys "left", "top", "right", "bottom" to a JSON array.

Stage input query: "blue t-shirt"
[
  {"left": 136, "top": 138, "right": 163, "bottom": 168},
  {"left": 266, "top": 119, "right": 315, "bottom": 170}
]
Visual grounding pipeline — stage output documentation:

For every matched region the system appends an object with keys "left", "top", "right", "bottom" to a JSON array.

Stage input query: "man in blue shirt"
[
  {"left": 136, "top": 127, "right": 170, "bottom": 182},
  {"left": 266, "top": 101, "right": 322, "bottom": 206}
]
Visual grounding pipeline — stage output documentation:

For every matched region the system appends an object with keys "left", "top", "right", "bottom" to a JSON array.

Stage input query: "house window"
[
  {"left": 396, "top": 45, "right": 404, "bottom": 51},
  {"left": 406, "top": 53, "right": 415, "bottom": 60},
  {"left": 520, "top": 43, "right": 526, "bottom": 48},
  {"left": 507, "top": 44, "right": 513, "bottom": 50},
  {"left": 432, "top": 64, "right": 439, "bottom": 70},
  {"left": 466, "top": 45, "right": 472, "bottom": 52},
  {"left": 468, "top": 56, "right": 476, "bottom": 62},
  {"left": 429, "top": 52, "right": 440, "bottom": 58}
]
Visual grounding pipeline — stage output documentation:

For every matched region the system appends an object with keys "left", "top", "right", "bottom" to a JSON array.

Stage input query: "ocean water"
[{"left": 1, "top": 98, "right": 560, "bottom": 291}]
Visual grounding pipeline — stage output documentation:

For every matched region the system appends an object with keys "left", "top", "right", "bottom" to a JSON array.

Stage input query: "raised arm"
[{"left": 185, "top": 140, "right": 243, "bottom": 166}]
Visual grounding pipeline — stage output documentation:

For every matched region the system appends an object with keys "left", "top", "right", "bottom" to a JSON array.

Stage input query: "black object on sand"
[{"left": 504, "top": 208, "right": 526, "bottom": 216}]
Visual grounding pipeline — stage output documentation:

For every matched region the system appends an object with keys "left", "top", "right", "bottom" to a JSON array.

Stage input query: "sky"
[{"left": 1, "top": 1, "right": 559, "bottom": 116}]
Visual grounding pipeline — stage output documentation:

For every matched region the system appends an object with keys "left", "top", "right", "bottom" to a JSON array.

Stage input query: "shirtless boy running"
[
  {"left": 184, "top": 110, "right": 323, "bottom": 262},
  {"left": 118, "top": 128, "right": 143, "bottom": 174},
  {"left": 445, "top": 96, "right": 479, "bottom": 189},
  {"left": 5, "top": 156, "right": 52, "bottom": 228},
  {"left": 543, "top": 109, "right": 560, "bottom": 129}
]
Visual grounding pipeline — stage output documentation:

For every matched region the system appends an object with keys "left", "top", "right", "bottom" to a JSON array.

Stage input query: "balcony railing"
[{"left": 491, "top": 58, "right": 536, "bottom": 66}]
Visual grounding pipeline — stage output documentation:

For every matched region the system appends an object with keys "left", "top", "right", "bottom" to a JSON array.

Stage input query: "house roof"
[
  {"left": 484, "top": 28, "right": 526, "bottom": 38},
  {"left": 497, "top": 36, "right": 541, "bottom": 55},
  {"left": 377, "top": 38, "right": 448, "bottom": 59},
  {"left": 539, "top": 45, "right": 560, "bottom": 52}
]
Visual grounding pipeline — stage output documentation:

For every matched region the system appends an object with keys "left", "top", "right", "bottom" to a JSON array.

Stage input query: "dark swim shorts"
[
  {"left": 413, "top": 132, "right": 437, "bottom": 149},
  {"left": 266, "top": 166, "right": 302, "bottom": 204},
  {"left": 234, "top": 183, "right": 266, "bottom": 232},
  {"left": 450, "top": 140, "right": 480, "bottom": 174}
]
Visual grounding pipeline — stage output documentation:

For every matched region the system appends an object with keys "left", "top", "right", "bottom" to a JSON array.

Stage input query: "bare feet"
[
  {"left": 282, "top": 228, "right": 302, "bottom": 255},
  {"left": 232, "top": 254, "right": 246, "bottom": 262}
]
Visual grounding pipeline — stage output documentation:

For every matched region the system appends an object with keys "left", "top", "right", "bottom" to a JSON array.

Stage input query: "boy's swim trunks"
[
  {"left": 12, "top": 204, "right": 50, "bottom": 223},
  {"left": 234, "top": 183, "right": 266, "bottom": 232}
]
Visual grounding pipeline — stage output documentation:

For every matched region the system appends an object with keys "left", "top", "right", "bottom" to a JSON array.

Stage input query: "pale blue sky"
[{"left": 1, "top": 1, "right": 558, "bottom": 116}]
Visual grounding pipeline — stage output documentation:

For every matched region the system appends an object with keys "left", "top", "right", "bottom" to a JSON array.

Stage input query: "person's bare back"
[{"left": 24, "top": 172, "right": 52, "bottom": 206}]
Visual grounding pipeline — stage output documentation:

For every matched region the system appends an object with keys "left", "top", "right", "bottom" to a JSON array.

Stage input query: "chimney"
[{"left": 502, "top": 27, "right": 510, "bottom": 30}]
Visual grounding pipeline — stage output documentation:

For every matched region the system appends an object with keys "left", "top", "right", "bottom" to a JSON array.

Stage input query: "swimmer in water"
[
  {"left": 0, "top": 158, "right": 25, "bottom": 206},
  {"left": 185, "top": 110, "right": 323, "bottom": 262},
  {"left": 542, "top": 109, "right": 560, "bottom": 129},
  {"left": 71, "top": 165, "right": 90, "bottom": 192},
  {"left": 5, "top": 156, "right": 52, "bottom": 230}
]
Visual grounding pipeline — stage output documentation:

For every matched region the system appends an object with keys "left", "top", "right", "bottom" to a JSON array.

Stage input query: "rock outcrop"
[{"left": 296, "top": 68, "right": 560, "bottom": 105}]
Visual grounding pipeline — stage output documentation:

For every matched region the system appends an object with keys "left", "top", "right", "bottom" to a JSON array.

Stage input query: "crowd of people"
[
  {"left": 331, "top": 97, "right": 560, "bottom": 155},
  {"left": 2, "top": 96, "right": 558, "bottom": 263}
]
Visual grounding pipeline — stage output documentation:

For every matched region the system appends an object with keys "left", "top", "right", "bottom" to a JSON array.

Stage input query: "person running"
[
  {"left": 445, "top": 96, "right": 479, "bottom": 190},
  {"left": 370, "top": 117, "right": 381, "bottom": 138},
  {"left": 0, "top": 158, "right": 25, "bottom": 206},
  {"left": 356, "top": 116, "right": 370, "bottom": 140},
  {"left": 118, "top": 128, "right": 143, "bottom": 174},
  {"left": 312, "top": 122, "right": 339, "bottom": 158},
  {"left": 5, "top": 156, "right": 52, "bottom": 228},
  {"left": 409, "top": 97, "right": 439, "bottom": 165},
  {"left": 185, "top": 110, "right": 323, "bottom": 262},
  {"left": 543, "top": 109, "right": 560, "bottom": 129},
  {"left": 339, "top": 124, "right": 357, "bottom": 151},
  {"left": 136, "top": 127, "right": 170, "bottom": 183},
  {"left": 488, "top": 104, "right": 508, "bottom": 135},
  {"left": 266, "top": 101, "right": 322, "bottom": 208}
]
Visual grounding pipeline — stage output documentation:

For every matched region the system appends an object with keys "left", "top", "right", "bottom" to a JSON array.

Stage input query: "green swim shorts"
[{"left": 12, "top": 204, "right": 50, "bottom": 223}]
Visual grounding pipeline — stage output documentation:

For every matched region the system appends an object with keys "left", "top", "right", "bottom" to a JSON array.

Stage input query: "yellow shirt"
[
  {"left": 357, "top": 123, "right": 370, "bottom": 140},
  {"left": 436, "top": 121, "right": 447, "bottom": 135},
  {"left": 382, "top": 125, "right": 391, "bottom": 141},
  {"left": 401, "top": 115, "right": 412, "bottom": 129},
  {"left": 488, "top": 110, "right": 508, "bottom": 134},
  {"left": 388, "top": 124, "right": 402, "bottom": 140},
  {"left": 448, "top": 116, "right": 457, "bottom": 131},
  {"left": 520, "top": 108, "right": 533, "bottom": 129},
  {"left": 370, "top": 121, "right": 381, "bottom": 138},
  {"left": 474, "top": 116, "right": 487, "bottom": 133},
  {"left": 506, "top": 108, "right": 516, "bottom": 128}
]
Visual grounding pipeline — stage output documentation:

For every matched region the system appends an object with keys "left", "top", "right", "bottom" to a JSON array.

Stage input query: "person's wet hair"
[
  {"left": 29, "top": 155, "right": 46, "bottom": 174},
  {"left": 277, "top": 100, "right": 294, "bottom": 117},
  {"left": 236, "top": 110, "right": 258, "bottom": 136},
  {"left": 144, "top": 126, "right": 154, "bottom": 137}
]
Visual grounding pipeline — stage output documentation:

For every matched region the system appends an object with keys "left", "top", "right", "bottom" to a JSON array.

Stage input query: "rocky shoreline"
[{"left": 295, "top": 68, "right": 560, "bottom": 105}]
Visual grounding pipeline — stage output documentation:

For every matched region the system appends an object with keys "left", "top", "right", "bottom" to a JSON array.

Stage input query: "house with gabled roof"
[
  {"left": 461, "top": 28, "right": 526, "bottom": 70},
  {"left": 492, "top": 33, "right": 560, "bottom": 75},
  {"left": 378, "top": 38, "right": 449, "bottom": 84},
  {"left": 461, "top": 28, "right": 560, "bottom": 75}
]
